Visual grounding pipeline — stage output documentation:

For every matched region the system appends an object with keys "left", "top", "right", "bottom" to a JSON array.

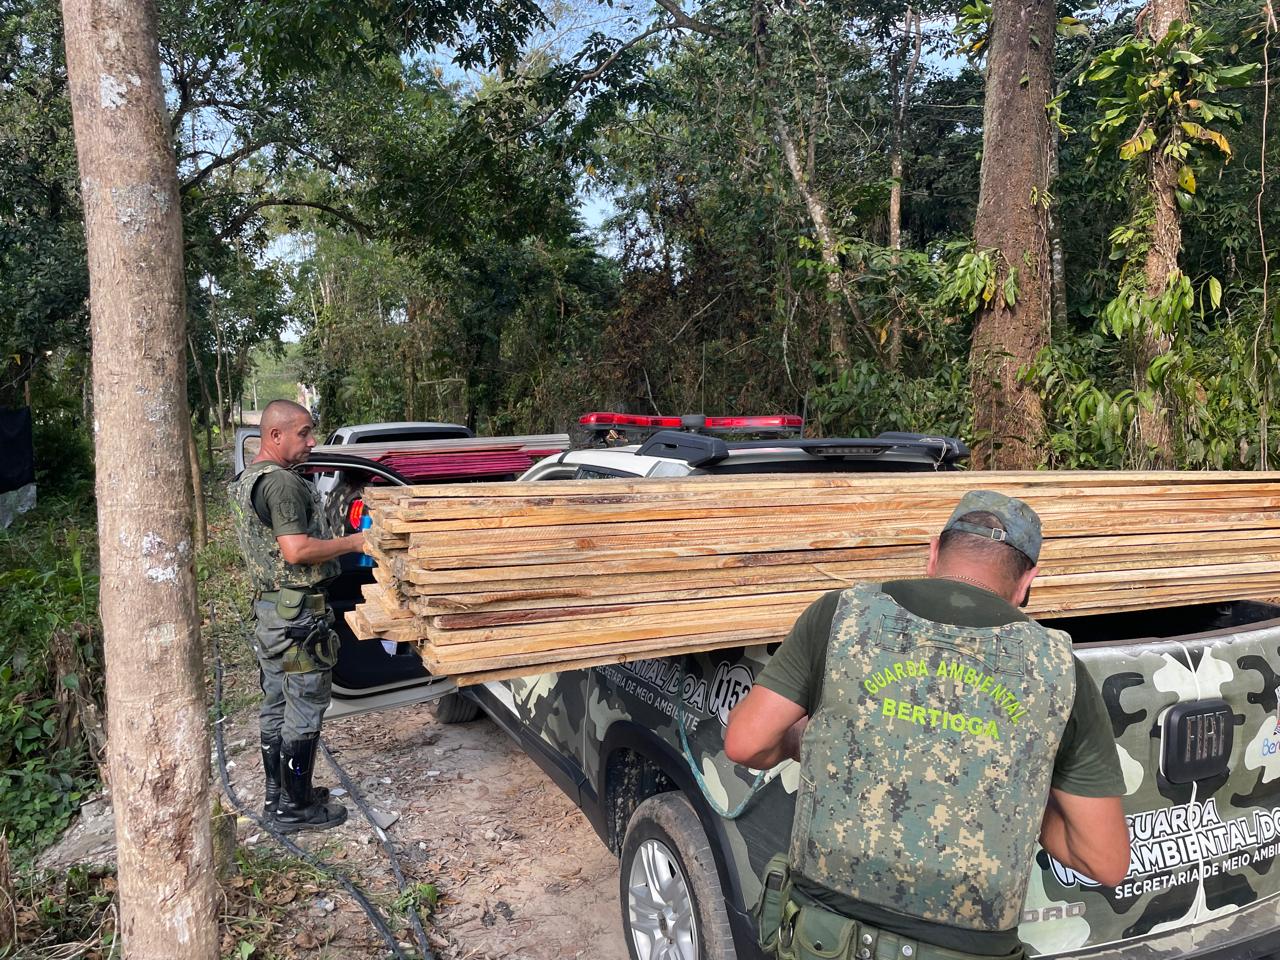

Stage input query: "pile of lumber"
[
  {"left": 311, "top": 435, "right": 569, "bottom": 481},
  {"left": 348, "top": 472, "right": 1280, "bottom": 683}
]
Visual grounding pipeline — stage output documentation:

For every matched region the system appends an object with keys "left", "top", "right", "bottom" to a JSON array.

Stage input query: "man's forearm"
[
  {"left": 726, "top": 714, "right": 807, "bottom": 769},
  {"left": 281, "top": 533, "right": 364, "bottom": 565}
]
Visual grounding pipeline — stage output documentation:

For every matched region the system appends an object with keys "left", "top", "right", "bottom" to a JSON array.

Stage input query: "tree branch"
[
  {"left": 180, "top": 138, "right": 275, "bottom": 194},
  {"left": 206, "top": 197, "right": 373, "bottom": 244},
  {"left": 652, "top": 0, "right": 728, "bottom": 39}
]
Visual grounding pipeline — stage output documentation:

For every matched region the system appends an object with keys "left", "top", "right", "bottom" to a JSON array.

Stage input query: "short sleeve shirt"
[
  {"left": 757, "top": 580, "right": 1125, "bottom": 797},
  {"left": 756, "top": 579, "right": 1125, "bottom": 955},
  {"left": 250, "top": 468, "right": 314, "bottom": 538}
]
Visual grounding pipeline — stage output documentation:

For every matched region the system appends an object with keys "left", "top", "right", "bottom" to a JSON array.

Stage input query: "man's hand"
[
  {"left": 724, "top": 686, "right": 808, "bottom": 769},
  {"left": 1039, "top": 789, "right": 1130, "bottom": 887},
  {"left": 277, "top": 531, "right": 365, "bottom": 566}
]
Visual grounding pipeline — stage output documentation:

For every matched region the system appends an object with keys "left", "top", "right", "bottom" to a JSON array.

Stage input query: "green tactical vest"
[
  {"left": 788, "top": 583, "right": 1076, "bottom": 932},
  {"left": 228, "top": 461, "right": 340, "bottom": 593}
]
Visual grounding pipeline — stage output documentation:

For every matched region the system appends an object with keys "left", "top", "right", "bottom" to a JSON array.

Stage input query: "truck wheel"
[
  {"left": 619, "top": 793, "right": 735, "bottom": 960},
  {"left": 433, "top": 691, "right": 481, "bottom": 724}
]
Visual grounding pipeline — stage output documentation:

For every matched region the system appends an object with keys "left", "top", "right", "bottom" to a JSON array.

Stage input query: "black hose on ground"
[
  {"left": 318, "top": 740, "right": 433, "bottom": 959},
  {"left": 211, "top": 603, "right": 435, "bottom": 960}
]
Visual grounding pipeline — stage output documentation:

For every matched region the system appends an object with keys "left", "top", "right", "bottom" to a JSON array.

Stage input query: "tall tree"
[
  {"left": 969, "top": 0, "right": 1056, "bottom": 468},
  {"left": 60, "top": 0, "right": 217, "bottom": 954},
  {"left": 1133, "top": 0, "right": 1188, "bottom": 463}
]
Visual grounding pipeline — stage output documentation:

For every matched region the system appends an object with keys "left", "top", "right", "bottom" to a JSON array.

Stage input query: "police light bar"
[
  {"left": 580, "top": 413, "right": 684, "bottom": 430},
  {"left": 704, "top": 415, "right": 803, "bottom": 432},
  {"left": 580, "top": 412, "right": 803, "bottom": 435}
]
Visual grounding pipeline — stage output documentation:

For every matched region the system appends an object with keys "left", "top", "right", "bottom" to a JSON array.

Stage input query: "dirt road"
[
  {"left": 41, "top": 646, "right": 630, "bottom": 958},
  {"left": 214, "top": 696, "right": 631, "bottom": 960},
  {"left": 318, "top": 701, "right": 629, "bottom": 960}
]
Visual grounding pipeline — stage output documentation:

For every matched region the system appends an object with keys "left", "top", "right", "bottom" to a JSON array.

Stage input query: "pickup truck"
[{"left": 246, "top": 415, "right": 1280, "bottom": 960}]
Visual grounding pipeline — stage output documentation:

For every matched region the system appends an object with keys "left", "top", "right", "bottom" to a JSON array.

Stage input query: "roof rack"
[
  {"left": 635, "top": 432, "right": 730, "bottom": 467},
  {"left": 629, "top": 430, "right": 969, "bottom": 468}
]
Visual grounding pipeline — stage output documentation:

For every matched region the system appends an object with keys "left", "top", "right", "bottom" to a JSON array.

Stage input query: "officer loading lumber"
[
  {"left": 229, "top": 399, "right": 365, "bottom": 832},
  {"left": 725, "top": 490, "right": 1130, "bottom": 960}
]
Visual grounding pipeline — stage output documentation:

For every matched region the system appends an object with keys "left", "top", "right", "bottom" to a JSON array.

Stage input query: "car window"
[{"left": 573, "top": 465, "right": 642, "bottom": 480}]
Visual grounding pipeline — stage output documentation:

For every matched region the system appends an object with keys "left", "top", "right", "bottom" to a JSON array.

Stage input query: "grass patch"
[
  {"left": 0, "top": 490, "right": 102, "bottom": 860},
  {"left": 7, "top": 864, "right": 118, "bottom": 959}
]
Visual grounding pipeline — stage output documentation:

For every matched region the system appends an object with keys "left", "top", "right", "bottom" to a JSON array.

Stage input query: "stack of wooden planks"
[{"left": 348, "top": 472, "right": 1280, "bottom": 683}]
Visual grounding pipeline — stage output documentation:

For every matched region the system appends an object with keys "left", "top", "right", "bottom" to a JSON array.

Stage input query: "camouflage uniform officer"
[
  {"left": 228, "top": 399, "right": 365, "bottom": 833},
  {"left": 726, "top": 491, "right": 1130, "bottom": 960}
]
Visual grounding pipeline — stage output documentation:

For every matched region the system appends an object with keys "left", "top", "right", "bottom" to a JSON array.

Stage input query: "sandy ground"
[
  {"left": 311, "top": 701, "right": 630, "bottom": 960},
  {"left": 43, "top": 693, "right": 631, "bottom": 960}
]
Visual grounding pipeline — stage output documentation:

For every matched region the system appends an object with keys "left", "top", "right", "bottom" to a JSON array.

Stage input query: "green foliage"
[
  {"left": 1032, "top": 334, "right": 1137, "bottom": 468},
  {"left": 940, "top": 247, "right": 999, "bottom": 314},
  {"left": 809, "top": 358, "right": 972, "bottom": 440},
  {"left": 0, "top": 495, "right": 101, "bottom": 858},
  {"left": 1086, "top": 19, "right": 1255, "bottom": 173}
]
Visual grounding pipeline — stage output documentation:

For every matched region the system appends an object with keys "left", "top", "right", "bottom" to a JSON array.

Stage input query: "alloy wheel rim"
[{"left": 626, "top": 837, "right": 699, "bottom": 960}]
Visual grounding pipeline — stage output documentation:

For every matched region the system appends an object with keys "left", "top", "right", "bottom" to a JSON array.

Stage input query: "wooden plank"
[
  {"left": 451, "top": 635, "right": 765, "bottom": 685},
  {"left": 379, "top": 471, "right": 1280, "bottom": 502},
  {"left": 386, "top": 488, "right": 1280, "bottom": 528},
  {"left": 350, "top": 471, "right": 1280, "bottom": 681}
]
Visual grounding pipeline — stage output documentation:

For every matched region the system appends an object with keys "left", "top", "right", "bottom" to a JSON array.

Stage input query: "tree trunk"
[
  {"left": 60, "top": 0, "right": 218, "bottom": 953},
  {"left": 187, "top": 336, "right": 215, "bottom": 470},
  {"left": 887, "top": 8, "right": 921, "bottom": 370},
  {"left": 775, "top": 117, "right": 862, "bottom": 367},
  {"left": 969, "top": 0, "right": 1055, "bottom": 469},
  {"left": 1048, "top": 130, "right": 1068, "bottom": 328},
  {"left": 209, "top": 279, "right": 228, "bottom": 440},
  {"left": 1134, "top": 0, "right": 1188, "bottom": 465},
  {"left": 188, "top": 417, "right": 207, "bottom": 549},
  {"left": 0, "top": 833, "right": 12, "bottom": 952},
  {"left": 752, "top": 3, "right": 871, "bottom": 370}
]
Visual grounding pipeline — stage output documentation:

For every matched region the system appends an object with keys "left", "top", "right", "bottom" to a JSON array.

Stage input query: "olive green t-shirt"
[
  {"left": 756, "top": 579, "right": 1126, "bottom": 956},
  {"left": 250, "top": 468, "right": 314, "bottom": 538}
]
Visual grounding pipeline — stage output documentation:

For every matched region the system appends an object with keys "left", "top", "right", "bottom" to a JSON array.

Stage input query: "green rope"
[{"left": 674, "top": 657, "right": 767, "bottom": 820}]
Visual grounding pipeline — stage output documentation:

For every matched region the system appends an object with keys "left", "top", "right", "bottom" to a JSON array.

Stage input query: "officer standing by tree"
[
  {"left": 229, "top": 399, "right": 365, "bottom": 832},
  {"left": 726, "top": 490, "right": 1130, "bottom": 960}
]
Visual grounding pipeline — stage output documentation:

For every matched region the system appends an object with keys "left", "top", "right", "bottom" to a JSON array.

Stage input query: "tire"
[
  {"left": 619, "top": 793, "right": 736, "bottom": 960},
  {"left": 433, "top": 691, "right": 481, "bottom": 724}
]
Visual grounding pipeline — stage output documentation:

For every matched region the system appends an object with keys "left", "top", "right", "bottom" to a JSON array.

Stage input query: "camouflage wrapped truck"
[
  {"left": 435, "top": 417, "right": 1280, "bottom": 960},
  {"left": 286, "top": 415, "right": 1280, "bottom": 960}
]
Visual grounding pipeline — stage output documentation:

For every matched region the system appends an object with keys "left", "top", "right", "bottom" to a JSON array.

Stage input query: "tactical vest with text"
[
  {"left": 788, "top": 583, "right": 1076, "bottom": 932},
  {"left": 228, "top": 461, "right": 340, "bottom": 593}
]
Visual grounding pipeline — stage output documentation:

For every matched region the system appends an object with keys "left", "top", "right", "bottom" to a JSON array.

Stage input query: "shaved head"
[
  {"left": 256, "top": 399, "right": 316, "bottom": 468},
  {"left": 261, "top": 399, "right": 312, "bottom": 433}
]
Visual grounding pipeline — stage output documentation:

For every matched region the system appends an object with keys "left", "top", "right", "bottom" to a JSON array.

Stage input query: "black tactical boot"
[
  {"left": 262, "top": 734, "right": 329, "bottom": 818},
  {"left": 274, "top": 736, "right": 348, "bottom": 833},
  {"left": 261, "top": 735, "right": 282, "bottom": 818}
]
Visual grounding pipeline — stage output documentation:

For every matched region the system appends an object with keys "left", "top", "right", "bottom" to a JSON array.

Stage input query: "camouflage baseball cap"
[{"left": 943, "top": 489, "right": 1042, "bottom": 564}]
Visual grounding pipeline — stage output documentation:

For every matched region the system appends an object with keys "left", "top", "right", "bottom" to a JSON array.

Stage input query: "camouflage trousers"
[
  {"left": 755, "top": 856, "right": 1025, "bottom": 960},
  {"left": 250, "top": 598, "right": 337, "bottom": 741}
]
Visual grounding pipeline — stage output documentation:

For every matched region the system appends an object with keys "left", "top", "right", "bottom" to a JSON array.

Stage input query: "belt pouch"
[
  {"left": 754, "top": 854, "right": 792, "bottom": 952},
  {"left": 793, "top": 903, "right": 857, "bottom": 960},
  {"left": 275, "top": 587, "right": 306, "bottom": 621}
]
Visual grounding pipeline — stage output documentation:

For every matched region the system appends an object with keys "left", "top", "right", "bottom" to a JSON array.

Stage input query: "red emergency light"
[
  {"left": 704, "top": 415, "right": 803, "bottom": 431},
  {"left": 580, "top": 412, "right": 803, "bottom": 435},
  {"left": 579, "top": 413, "right": 684, "bottom": 429}
]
